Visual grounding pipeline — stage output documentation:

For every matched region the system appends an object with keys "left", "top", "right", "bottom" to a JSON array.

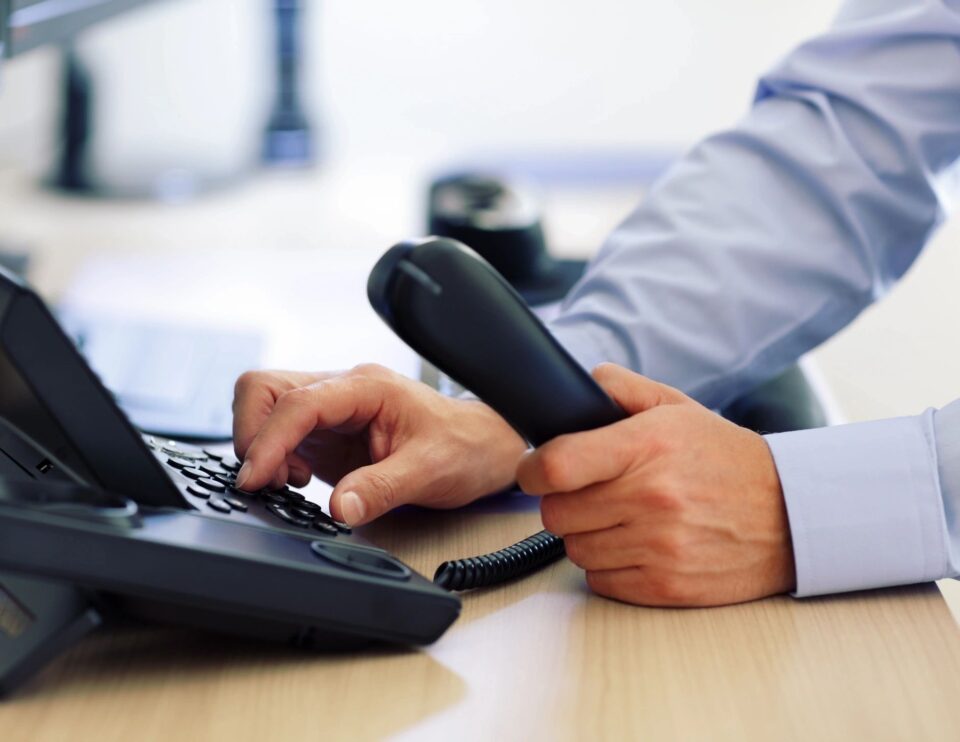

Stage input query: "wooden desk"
[
  {"left": 0, "top": 167, "right": 958, "bottom": 740},
  {"left": 1, "top": 495, "right": 958, "bottom": 741}
]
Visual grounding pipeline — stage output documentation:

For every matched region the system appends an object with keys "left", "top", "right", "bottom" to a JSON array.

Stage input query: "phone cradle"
[{"left": 0, "top": 572, "right": 101, "bottom": 697}]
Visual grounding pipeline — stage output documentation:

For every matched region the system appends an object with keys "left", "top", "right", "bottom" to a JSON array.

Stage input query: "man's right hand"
[{"left": 232, "top": 364, "right": 527, "bottom": 526}]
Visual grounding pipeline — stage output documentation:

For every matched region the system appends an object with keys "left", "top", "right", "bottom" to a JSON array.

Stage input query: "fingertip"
[
  {"left": 235, "top": 460, "right": 253, "bottom": 490},
  {"left": 515, "top": 449, "right": 543, "bottom": 496},
  {"left": 331, "top": 490, "right": 367, "bottom": 526},
  {"left": 590, "top": 362, "right": 619, "bottom": 380}
]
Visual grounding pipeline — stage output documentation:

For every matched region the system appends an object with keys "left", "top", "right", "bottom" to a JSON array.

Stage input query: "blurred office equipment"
[
  {"left": 262, "top": 0, "right": 314, "bottom": 166},
  {"left": 3, "top": 1, "right": 277, "bottom": 198},
  {"left": 2, "top": 0, "right": 159, "bottom": 57},
  {"left": 57, "top": 308, "right": 263, "bottom": 440},
  {"left": 60, "top": 248, "right": 419, "bottom": 378},
  {"left": 5, "top": 3, "right": 167, "bottom": 196},
  {"left": 1, "top": 3, "right": 270, "bottom": 438},
  {"left": 428, "top": 172, "right": 587, "bottom": 307}
]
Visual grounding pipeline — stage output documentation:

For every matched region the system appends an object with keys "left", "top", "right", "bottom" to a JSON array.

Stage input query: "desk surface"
[
  {"left": 0, "top": 498, "right": 958, "bottom": 742},
  {"left": 0, "top": 167, "right": 958, "bottom": 740}
]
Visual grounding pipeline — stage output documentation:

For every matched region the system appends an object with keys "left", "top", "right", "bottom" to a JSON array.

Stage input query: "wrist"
[
  {"left": 752, "top": 432, "right": 797, "bottom": 595},
  {"left": 455, "top": 398, "right": 527, "bottom": 495}
]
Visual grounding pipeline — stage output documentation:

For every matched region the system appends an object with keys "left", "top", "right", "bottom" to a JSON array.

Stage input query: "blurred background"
[
  {"left": 1, "top": 0, "right": 841, "bottom": 174},
  {"left": 0, "top": 0, "right": 958, "bottom": 467}
]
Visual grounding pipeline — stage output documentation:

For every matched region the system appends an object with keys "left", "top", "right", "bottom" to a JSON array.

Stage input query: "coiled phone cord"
[{"left": 433, "top": 529, "right": 566, "bottom": 591}]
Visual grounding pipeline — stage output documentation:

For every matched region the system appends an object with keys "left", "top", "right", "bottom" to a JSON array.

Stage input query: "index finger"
[
  {"left": 232, "top": 370, "right": 336, "bottom": 459},
  {"left": 237, "top": 375, "right": 388, "bottom": 491}
]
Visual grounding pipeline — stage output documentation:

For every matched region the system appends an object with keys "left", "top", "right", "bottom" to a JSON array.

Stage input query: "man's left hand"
[{"left": 516, "top": 363, "right": 796, "bottom": 607}]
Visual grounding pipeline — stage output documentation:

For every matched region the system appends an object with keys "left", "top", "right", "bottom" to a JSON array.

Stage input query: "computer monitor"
[{"left": 2, "top": 0, "right": 158, "bottom": 60}]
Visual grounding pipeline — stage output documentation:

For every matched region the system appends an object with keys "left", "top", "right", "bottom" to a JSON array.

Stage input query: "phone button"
[
  {"left": 222, "top": 496, "right": 248, "bottom": 512},
  {"left": 267, "top": 503, "right": 312, "bottom": 528},
  {"left": 310, "top": 542, "right": 411, "bottom": 581},
  {"left": 186, "top": 484, "right": 211, "bottom": 499},
  {"left": 206, "top": 497, "right": 232, "bottom": 514},
  {"left": 196, "top": 478, "right": 226, "bottom": 493}
]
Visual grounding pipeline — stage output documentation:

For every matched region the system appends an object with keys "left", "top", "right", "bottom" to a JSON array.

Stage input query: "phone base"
[{"left": 0, "top": 572, "right": 102, "bottom": 698}]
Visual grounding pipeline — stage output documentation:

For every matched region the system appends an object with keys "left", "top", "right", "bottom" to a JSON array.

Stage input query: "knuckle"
[
  {"left": 646, "top": 572, "right": 692, "bottom": 604},
  {"left": 649, "top": 530, "right": 688, "bottom": 563},
  {"left": 539, "top": 498, "right": 565, "bottom": 535},
  {"left": 351, "top": 362, "right": 391, "bottom": 380},
  {"left": 276, "top": 386, "right": 314, "bottom": 410},
  {"left": 562, "top": 535, "right": 587, "bottom": 566},
  {"left": 642, "top": 478, "right": 686, "bottom": 515},
  {"left": 234, "top": 370, "right": 263, "bottom": 399},
  {"left": 538, "top": 446, "right": 573, "bottom": 491},
  {"left": 364, "top": 469, "right": 399, "bottom": 512},
  {"left": 646, "top": 430, "right": 674, "bottom": 458}
]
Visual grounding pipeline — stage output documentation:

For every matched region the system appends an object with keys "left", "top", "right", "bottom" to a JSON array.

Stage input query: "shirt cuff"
[{"left": 765, "top": 411, "right": 950, "bottom": 597}]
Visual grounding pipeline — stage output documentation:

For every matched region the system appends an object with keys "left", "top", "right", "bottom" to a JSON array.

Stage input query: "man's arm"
[
  {"left": 548, "top": 0, "right": 960, "bottom": 594},
  {"left": 552, "top": 0, "right": 960, "bottom": 407}
]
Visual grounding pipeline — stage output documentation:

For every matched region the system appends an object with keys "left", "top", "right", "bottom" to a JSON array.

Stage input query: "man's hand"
[
  {"left": 232, "top": 364, "right": 526, "bottom": 526},
  {"left": 517, "top": 363, "right": 795, "bottom": 607}
]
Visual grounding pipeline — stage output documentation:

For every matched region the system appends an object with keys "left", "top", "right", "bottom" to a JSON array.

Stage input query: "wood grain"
[
  {"left": 0, "top": 166, "right": 957, "bottom": 740},
  {"left": 1, "top": 499, "right": 958, "bottom": 742}
]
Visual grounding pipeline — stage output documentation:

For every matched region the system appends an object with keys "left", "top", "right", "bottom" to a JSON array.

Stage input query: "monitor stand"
[{"left": 49, "top": 45, "right": 244, "bottom": 202}]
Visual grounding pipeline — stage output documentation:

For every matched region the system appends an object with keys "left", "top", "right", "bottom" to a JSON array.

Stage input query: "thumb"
[
  {"left": 328, "top": 455, "right": 417, "bottom": 526},
  {"left": 591, "top": 362, "right": 686, "bottom": 415}
]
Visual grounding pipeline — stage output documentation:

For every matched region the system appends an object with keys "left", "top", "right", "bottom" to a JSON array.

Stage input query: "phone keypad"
[{"left": 148, "top": 435, "right": 351, "bottom": 536}]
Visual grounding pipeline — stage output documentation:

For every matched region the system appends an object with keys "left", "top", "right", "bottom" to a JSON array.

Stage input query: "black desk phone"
[
  {"left": 0, "top": 266, "right": 458, "bottom": 696},
  {"left": 0, "top": 236, "right": 623, "bottom": 697}
]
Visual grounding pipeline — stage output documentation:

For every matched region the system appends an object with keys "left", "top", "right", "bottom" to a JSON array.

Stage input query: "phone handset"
[{"left": 368, "top": 237, "right": 626, "bottom": 590}]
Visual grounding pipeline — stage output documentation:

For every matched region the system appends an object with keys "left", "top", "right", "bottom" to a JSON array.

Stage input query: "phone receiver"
[
  {"left": 368, "top": 237, "right": 627, "bottom": 590},
  {"left": 368, "top": 238, "right": 625, "bottom": 446}
]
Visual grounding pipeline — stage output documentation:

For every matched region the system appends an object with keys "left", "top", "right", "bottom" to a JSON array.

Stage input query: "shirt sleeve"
[
  {"left": 548, "top": 0, "right": 960, "bottom": 411},
  {"left": 766, "top": 412, "right": 955, "bottom": 596},
  {"left": 544, "top": 0, "right": 960, "bottom": 595}
]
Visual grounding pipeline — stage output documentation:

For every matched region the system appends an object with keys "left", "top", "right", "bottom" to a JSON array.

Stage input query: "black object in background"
[
  {"left": 427, "top": 173, "right": 587, "bottom": 307},
  {"left": 368, "top": 237, "right": 627, "bottom": 590},
  {"left": 262, "top": 0, "right": 314, "bottom": 166},
  {"left": 52, "top": 46, "right": 94, "bottom": 193},
  {"left": 49, "top": 43, "right": 236, "bottom": 200}
]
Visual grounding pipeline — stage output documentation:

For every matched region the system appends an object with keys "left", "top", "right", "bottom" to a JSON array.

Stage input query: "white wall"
[{"left": 0, "top": 0, "right": 841, "bottom": 171}]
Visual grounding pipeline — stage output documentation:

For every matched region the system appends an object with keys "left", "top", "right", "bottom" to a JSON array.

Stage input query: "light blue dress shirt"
[{"left": 547, "top": 0, "right": 960, "bottom": 596}]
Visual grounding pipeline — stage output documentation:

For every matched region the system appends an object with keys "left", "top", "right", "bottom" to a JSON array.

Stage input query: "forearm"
[{"left": 550, "top": 0, "right": 960, "bottom": 410}]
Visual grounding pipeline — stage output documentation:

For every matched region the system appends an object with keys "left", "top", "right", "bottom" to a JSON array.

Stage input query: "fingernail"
[
  {"left": 235, "top": 461, "right": 253, "bottom": 490},
  {"left": 340, "top": 491, "right": 366, "bottom": 526}
]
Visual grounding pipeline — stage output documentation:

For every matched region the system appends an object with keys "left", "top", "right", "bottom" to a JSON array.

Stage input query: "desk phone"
[
  {"left": 0, "top": 236, "right": 619, "bottom": 697},
  {"left": 0, "top": 266, "right": 459, "bottom": 697}
]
